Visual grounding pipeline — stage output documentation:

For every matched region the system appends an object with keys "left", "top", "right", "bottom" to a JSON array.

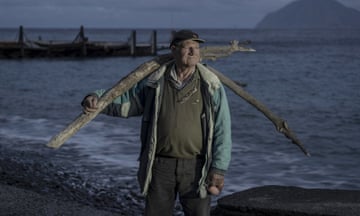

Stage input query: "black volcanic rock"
[
  {"left": 256, "top": 0, "right": 360, "bottom": 29},
  {"left": 212, "top": 185, "right": 360, "bottom": 216}
]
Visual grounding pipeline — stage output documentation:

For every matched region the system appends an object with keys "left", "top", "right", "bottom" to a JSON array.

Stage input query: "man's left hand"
[{"left": 207, "top": 172, "right": 224, "bottom": 195}]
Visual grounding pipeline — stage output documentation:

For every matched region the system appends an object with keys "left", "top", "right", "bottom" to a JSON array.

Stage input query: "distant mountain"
[{"left": 256, "top": 0, "right": 360, "bottom": 29}]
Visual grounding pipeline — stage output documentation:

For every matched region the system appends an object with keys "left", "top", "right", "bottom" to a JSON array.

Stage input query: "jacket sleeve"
[
  {"left": 211, "top": 84, "right": 232, "bottom": 174},
  {"left": 93, "top": 79, "right": 148, "bottom": 118}
]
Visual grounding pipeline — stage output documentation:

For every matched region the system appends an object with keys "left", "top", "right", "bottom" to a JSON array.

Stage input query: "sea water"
[{"left": 0, "top": 28, "right": 360, "bottom": 214}]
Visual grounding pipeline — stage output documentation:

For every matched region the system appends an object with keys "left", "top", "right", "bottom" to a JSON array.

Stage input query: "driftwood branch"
[
  {"left": 46, "top": 54, "right": 173, "bottom": 149},
  {"left": 47, "top": 54, "right": 310, "bottom": 157},
  {"left": 207, "top": 66, "right": 310, "bottom": 157},
  {"left": 201, "top": 40, "right": 256, "bottom": 61}
]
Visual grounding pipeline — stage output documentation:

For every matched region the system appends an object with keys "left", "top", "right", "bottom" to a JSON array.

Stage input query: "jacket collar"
[
  {"left": 146, "top": 61, "right": 221, "bottom": 92},
  {"left": 146, "top": 60, "right": 174, "bottom": 88}
]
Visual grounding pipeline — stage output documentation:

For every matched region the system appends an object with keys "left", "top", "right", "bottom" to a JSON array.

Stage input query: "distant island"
[{"left": 256, "top": 0, "right": 360, "bottom": 29}]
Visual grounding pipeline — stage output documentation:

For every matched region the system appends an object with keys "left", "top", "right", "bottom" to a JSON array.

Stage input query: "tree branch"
[
  {"left": 46, "top": 54, "right": 173, "bottom": 149},
  {"left": 46, "top": 55, "right": 310, "bottom": 157},
  {"left": 207, "top": 65, "right": 310, "bottom": 157}
]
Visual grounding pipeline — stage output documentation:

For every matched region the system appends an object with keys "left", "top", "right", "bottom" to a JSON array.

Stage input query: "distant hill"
[{"left": 256, "top": 0, "right": 360, "bottom": 29}]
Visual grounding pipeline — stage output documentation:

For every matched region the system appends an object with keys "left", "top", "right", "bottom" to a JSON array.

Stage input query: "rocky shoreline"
[
  {"left": 1, "top": 181, "right": 359, "bottom": 216},
  {"left": 0, "top": 183, "right": 118, "bottom": 216},
  {"left": 0, "top": 144, "right": 143, "bottom": 215},
  {"left": 1, "top": 143, "right": 359, "bottom": 216}
]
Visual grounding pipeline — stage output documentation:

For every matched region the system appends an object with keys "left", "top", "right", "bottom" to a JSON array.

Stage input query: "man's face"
[{"left": 172, "top": 39, "right": 201, "bottom": 67}]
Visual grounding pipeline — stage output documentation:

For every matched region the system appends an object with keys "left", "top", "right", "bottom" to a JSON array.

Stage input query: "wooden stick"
[
  {"left": 47, "top": 54, "right": 310, "bottom": 157},
  {"left": 207, "top": 65, "right": 310, "bottom": 157},
  {"left": 46, "top": 54, "right": 173, "bottom": 149}
]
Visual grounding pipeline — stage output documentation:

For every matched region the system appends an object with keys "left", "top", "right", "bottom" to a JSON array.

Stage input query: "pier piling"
[
  {"left": 130, "top": 30, "right": 136, "bottom": 56},
  {"left": 18, "top": 25, "right": 25, "bottom": 58},
  {"left": 151, "top": 30, "right": 157, "bottom": 55}
]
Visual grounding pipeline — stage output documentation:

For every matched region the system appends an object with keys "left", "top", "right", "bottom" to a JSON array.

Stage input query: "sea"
[{"left": 0, "top": 28, "right": 360, "bottom": 215}]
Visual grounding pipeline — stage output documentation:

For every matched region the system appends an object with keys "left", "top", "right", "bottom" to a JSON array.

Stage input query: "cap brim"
[
  {"left": 169, "top": 38, "right": 205, "bottom": 48},
  {"left": 192, "top": 38, "right": 205, "bottom": 43}
]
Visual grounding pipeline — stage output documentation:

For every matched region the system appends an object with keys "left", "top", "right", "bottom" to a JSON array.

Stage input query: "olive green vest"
[{"left": 156, "top": 68, "right": 204, "bottom": 158}]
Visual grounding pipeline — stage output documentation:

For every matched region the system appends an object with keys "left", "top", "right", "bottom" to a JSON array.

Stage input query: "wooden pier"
[
  {"left": 0, "top": 26, "right": 256, "bottom": 59},
  {"left": 0, "top": 26, "right": 160, "bottom": 58}
]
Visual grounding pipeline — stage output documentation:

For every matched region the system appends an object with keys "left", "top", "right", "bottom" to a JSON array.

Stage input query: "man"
[{"left": 82, "top": 30, "right": 232, "bottom": 216}]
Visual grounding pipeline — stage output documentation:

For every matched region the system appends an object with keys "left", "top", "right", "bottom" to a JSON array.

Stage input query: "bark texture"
[
  {"left": 47, "top": 55, "right": 309, "bottom": 157},
  {"left": 46, "top": 54, "right": 173, "bottom": 149}
]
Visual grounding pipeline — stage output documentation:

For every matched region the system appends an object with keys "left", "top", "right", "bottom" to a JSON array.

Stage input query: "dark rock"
[{"left": 212, "top": 185, "right": 360, "bottom": 216}]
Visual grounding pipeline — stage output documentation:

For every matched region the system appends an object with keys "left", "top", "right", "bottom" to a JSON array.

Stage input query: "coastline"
[
  {"left": 1, "top": 140, "right": 359, "bottom": 215},
  {"left": 2, "top": 181, "right": 360, "bottom": 216}
]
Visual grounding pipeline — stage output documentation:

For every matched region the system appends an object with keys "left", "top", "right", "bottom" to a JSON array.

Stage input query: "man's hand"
[
  {"left": 207, "top": 172, "right": 225, "bottom": 195},
  {"left": 82, "top": 95, "right": 99, "bottom": 114}
]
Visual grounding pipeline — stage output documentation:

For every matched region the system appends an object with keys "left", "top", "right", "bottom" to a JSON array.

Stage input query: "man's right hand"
[{"left": 82, "top": 95, "right": 99, "bottom": 114}]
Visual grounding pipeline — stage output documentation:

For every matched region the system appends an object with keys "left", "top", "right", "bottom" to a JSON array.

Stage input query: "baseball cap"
[{"left": 169, "top": 30, "right": 205, "bottom": 48}]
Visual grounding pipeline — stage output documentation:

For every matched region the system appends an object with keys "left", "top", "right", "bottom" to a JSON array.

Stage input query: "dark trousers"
[{"left": 145, "top": 156, "right": 211, "bottom": 216}]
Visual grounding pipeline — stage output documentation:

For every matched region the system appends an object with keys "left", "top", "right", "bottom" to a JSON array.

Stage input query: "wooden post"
[
  {"left": 79, "top": 25, "right": 87, "bottom": 57},
  {"left": 130, "top": 30, "right": 136, "bottom": 56},
  {"left": 18, "top": 25, "right": 25, "bottom": 58},
  {"left": 151, "top": 30, "right": 157, "bottom": 56}
]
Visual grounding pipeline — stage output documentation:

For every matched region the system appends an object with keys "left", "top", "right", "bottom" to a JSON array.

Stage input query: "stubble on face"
[{"left": 174, "top": 40, "right": 201, "bottom": 68}]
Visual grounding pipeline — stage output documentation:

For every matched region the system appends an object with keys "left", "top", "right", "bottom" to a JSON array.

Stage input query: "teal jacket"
[{"left": 94, "top": 61, "right": 232, "bottom": 198}]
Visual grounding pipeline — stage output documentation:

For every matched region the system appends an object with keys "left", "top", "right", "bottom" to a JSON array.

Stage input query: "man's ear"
[{"left": 170, "top": 45, "right": 177, "bottom": 54}]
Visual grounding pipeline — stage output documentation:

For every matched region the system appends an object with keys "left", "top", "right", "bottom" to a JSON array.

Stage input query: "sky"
[{"left": 1, "top": 0, "right": 360, "bottom": 29}]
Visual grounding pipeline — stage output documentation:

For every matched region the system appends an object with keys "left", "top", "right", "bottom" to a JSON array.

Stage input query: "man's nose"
[{"left": 188, "top": 47, "right": 194, "bottom": 55}]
